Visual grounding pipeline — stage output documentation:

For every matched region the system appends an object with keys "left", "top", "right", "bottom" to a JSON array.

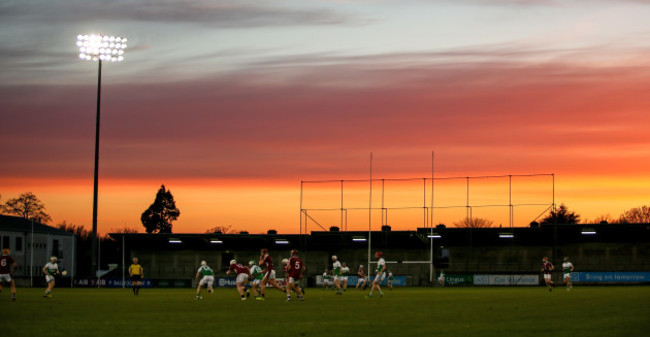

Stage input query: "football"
[{"left": 61, "top": 270, "right": 68, "bottom": 276}]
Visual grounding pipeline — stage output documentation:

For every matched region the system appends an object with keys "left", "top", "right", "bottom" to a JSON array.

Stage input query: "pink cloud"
[{"left": 2, "top": 52, "right": 650, "bottom": 184}]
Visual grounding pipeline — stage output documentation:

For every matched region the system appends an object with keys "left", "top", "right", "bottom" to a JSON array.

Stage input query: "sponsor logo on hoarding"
[
  {"left": 473, "top": 274, "right": 538, "bottom": 286},
  {"left": 572, "top": 272, "right": 650, "bottom": 283}
]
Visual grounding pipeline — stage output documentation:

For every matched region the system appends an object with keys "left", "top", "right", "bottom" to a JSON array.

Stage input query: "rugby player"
[
  {"left": 0, "top": 249, "right": 17, "bottom": 302},
  {"left": 332, "top": 255, "right": 342, "bottom": 295},
  {"left": 541, "top": 256, "right": 555, "bottom": 292},
  {"left": 562, "top": 256, "right": 575, "bottom": 291},
  {"left": 366, "top": 251, "right": 386, "bottom": 298},
  {"left": 195, "top": 260, "right": 214, "bottom": 299},
  {"left": 226, "top": 259, "right": 250, "bottom": 300},
  {"left": 42, "top": 256, "right": 60, "bottom": 298},
  {"left": 258, "top": 248, "right": 285, "bottom": 300},
  {"left": 286, "top": 249, "right": 305, "bottom": 302}
]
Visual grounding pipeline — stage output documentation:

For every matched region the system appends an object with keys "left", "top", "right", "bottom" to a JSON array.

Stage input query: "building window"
[
  {"left": 15, "top": 237, "right": 23, "bottom": 252},
  {"left": 52, "top": 240, "right": 60, "bottom": 258},
  {"left": 1, "top": 236, "right": 9, "bottom": 250}
]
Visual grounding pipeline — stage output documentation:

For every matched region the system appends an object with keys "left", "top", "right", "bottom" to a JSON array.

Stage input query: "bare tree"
[
  {"left": 618, "top": 206, "right": 650, "bottom": 223},
  {"left": 583, "top": 214, "right": 619, "bottom": 224},
  {"left": 453, "top": 217, "right": 494, "bottom": 228},
  {"left": 56, "top": 221, "right": 91, "bottom": 239},
  {"left": 110, "top": 226, "right": 139, "bottom": 234},
  {"left": 205, "top": 225, "right": 234, "bottom": 234},
  {"left": 2, "top": 192, "right": 52, "bottom": 223}
]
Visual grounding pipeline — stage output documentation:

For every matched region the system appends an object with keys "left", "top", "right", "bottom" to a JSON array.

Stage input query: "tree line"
[{"left": 3, "top": 191, "right": 650, "bottom": 233}]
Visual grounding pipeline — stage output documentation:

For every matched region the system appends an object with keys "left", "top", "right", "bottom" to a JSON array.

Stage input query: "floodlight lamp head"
[{"left": 77, "top": 34, "right": 127, "bottom": 62}]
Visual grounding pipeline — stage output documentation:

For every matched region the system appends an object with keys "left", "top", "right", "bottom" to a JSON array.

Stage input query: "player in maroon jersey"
[
  {"left": 541, "top": 256, "right": 555, "bottom": 292},
  {"left": 286, "top": 249, "right": 305, "bottom": 302},
  {"left": 226, "top": 259, "right": 250, "bottom": 300},
  {"left": 0, "top": 249, "right": 17, "bottom": 302},
  {"left": 258, "top": 248, "right": 285, "bottom": 300},
  {"left": 356, "top": 265, "right": 367, "bottom": 290}
]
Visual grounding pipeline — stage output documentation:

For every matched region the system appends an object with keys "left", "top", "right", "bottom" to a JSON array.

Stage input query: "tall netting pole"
[
  {"left": 368, "top": 153, "right": 373, "bottom": 276},
  {"left": 430, "top": 151, "right": 435, "bottom": 284},
  {"left": 299, "top": 181, "right": 303, "bottom": 235}
]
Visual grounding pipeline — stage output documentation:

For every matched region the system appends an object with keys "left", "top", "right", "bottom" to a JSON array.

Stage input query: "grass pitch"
[{"left": 3, "top": 286, "right": 649, "bottom": 337}]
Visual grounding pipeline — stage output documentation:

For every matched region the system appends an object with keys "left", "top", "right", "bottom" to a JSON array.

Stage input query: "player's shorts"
[
  {"left": 251, "top": 278, "right": 262, "bottom": 286},
  {"left": 264, "top": 270, "right": 276, "bottom": 280},
  {"left": 236, "top": 273, "right": 249, "bottom": 284},
  {"left": 0, "top": 274, "right": 12, "bottom": 283},
  {"left": 333, "top": 275, "right": 340, "bottom": 281},
  {"left": 288, "top": 276, "right": 301, "bottom": 284},
  {"left": 199, "top": 275, "right": 214, "bottom": 287},
  {"left": 323, "top": 279, "right": 331, "bottom": 285},
  {"left": 373, "top": 272, "right": 386, "bottom": 283},
  {"left": 130, "top": 275, "right": 142, "bottom": 282},
  {"left": 563, "top": 273, "right": 571, "bottom": 280},
  {"left": 544, "top": 274, "right": 552, "bottom": 281},
  {"left": 340, "top": 276, "right": 348, "bottom": 282},
  {"left": 45, "top": 274, "right": 55, "bottom": 283}
]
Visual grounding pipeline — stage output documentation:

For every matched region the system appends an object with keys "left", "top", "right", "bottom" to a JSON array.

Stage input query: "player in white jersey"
[
  {"left": 562, "top": 256, "right": 575, "bottom": 291},
  {"left": 249, "top": 260, "right": 264, "bottom": 299},
  {"left": 366, "top": 251, "right": 386, "bottom": 298},
  {"left": 195, "top": 260, "right": 215, "bottom": 299},
  {"left": 322, "top": 269, "right": 332, "bottom": 290},
  {"left": 332, "top": 255, "right": 342, "bottom": 295},
  {"left": 340, "top": 262, "right": 350, "bottom": 292},
  {"left": 42, "top": 256, "right": 60, "bottom": 298}
]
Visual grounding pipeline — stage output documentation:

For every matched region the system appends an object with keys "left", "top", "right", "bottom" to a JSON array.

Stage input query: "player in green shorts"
[
  {"left": 332, "top": 255, "right": 342, "bottom": 295},
  {"left": 562, "top": 256, "right": 575, "bottom": 291},
  {"left": 322, "top": 269, "right": 332, "bottom": 290}
]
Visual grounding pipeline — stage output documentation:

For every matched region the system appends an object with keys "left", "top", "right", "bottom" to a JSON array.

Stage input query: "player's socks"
[
  {"left": 132, "top": 287, "right": 136, "bottom": 294},
  {"left": 241, "top": 295, "right": 246, "bottom": 300},
  {"left": 286, "top": 295, "right": 291, "bottom": 302}
]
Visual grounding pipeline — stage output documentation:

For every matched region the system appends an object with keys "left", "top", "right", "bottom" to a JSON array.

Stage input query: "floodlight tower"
[{"left": 76, "top": 34, "right": 127, "bottom": 276}]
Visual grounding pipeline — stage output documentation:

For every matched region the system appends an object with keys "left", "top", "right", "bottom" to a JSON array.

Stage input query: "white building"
[{"left": 0, "top": 214, "right": 76, "bottom": 285}]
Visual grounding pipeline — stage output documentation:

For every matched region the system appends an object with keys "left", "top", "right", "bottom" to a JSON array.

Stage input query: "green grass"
[{"left": 3, "top": 286, "right": 650, "bottom": 337}]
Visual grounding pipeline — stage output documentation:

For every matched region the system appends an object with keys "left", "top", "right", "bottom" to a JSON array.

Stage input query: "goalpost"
[{"left": 299, "top": 153, "right": 555, "bottom": 285}]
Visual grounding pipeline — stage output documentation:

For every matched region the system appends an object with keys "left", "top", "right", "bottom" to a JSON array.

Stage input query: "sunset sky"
[{"left": 2, "top": 0, "right": 650, "bottom": 234}]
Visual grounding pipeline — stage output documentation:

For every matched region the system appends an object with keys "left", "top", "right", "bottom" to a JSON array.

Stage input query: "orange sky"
[{"left": 2, "top": 2, "right": 650, "bottom": 234}]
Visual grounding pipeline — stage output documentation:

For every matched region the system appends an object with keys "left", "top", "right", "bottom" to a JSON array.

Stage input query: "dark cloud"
[{"left": 0, "top": 0, "right": 363, "bottom": 28}]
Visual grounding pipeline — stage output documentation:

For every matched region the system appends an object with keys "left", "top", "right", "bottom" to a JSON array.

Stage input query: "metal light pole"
[{"left": 76, "top": 34, "right": 127, "bottom": 277}]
